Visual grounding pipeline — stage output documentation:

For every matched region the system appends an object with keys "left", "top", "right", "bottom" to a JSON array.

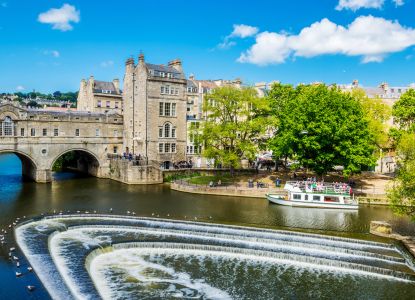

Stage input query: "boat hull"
[{"left": 267, "top": 194, "right": 358, "bottom": 210}]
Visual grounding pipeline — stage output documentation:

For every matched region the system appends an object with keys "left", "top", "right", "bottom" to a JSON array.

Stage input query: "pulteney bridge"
[{"left": 0, "top": 103, "right": 124, "bottom": 182}]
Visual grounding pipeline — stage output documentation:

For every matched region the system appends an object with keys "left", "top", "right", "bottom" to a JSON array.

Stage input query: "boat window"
[
  {"left": 293, "top": 194, "right": 301, "bottom": 200},
  {"left": 324, "top": 196, "right": 340, "bottom": 203},
  {"left": 313, "top": 195, "right": 320, "bottom": 201},
  {"left": 304, "top": 195, "right": 308, "bottom": 201}
]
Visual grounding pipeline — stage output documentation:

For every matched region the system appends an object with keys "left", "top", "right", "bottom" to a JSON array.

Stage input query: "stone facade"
[
  {"left": 77, "top": 76, "right": 123, "bottom": 114},
  {"left": 0, "top": 103, "right": 123, "bottom": 182},
  {"left": 122, "top": 54, "right": 187, "bottom": 169}
]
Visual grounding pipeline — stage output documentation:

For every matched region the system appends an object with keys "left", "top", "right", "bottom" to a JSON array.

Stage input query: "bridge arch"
[
  {"left": 50, "top": 148, "right": 101, "bottom": 177},
  {"left": 0, "top": 150, "right": 39, "bottom": 181}
]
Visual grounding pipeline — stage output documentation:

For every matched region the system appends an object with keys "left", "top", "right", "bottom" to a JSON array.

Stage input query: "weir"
[{"left": 15, "top": 215, "right": 415, "bottom": 300}]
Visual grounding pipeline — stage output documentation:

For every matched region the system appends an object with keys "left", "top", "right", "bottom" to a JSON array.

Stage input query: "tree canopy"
[
  {"left": 387, "top": 133, "right": 415, "bottom": 221},
  {"left": 267, "top": 84, "right": 376, "bottom": 176},
  {"left": 392, "top": 88, "right": 415, "bottom": 132},
  {"left": 198, "top": 86, "right": 269, "bottom": 169}
]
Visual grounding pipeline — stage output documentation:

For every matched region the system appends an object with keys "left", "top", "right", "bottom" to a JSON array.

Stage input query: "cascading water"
[{"left": 15, "top": 215, "right": 415, "bottom": 300}]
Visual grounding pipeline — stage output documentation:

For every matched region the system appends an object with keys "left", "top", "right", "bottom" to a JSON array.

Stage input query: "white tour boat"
[{"left": 267, "top": 181, "right": 358, "bottom": 209}]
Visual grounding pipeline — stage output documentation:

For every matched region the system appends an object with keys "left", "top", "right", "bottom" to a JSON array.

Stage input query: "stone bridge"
[{"left": 0, "top": 103, "right": 124, "bottom": 182}]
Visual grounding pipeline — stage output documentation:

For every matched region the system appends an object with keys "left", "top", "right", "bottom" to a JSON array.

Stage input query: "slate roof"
[{"left": 93, "top": 81, "right": 120, "bottom": 95}]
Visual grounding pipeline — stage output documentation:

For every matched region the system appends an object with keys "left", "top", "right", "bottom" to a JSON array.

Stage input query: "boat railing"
[{"left": 285, "top": 181, "right": 352, "bottom": 196}]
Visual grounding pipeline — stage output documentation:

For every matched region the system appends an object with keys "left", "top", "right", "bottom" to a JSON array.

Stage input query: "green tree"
[
  {"left": 268, "top": 84, "right": 376, "bottom": 176},
  {"left": 351, "top": 88, "right": 391, "bottom": 149},
  {"left": 387, "top": 133, "right": 415, "bottom": 221},
  {"left": 392, "top": 88, "right": 415, "bottom": 132},
  {"left": 199, "top": 86, "right": 269, "bottom": 172}
]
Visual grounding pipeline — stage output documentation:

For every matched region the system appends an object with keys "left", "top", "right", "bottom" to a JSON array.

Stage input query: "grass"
[{"left": 188, "top": 174, "right": 237, "bottom": 185}]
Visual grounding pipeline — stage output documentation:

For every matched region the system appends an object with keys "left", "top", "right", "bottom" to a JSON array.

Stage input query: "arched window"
[
  {"left": 164, "top": 123, "right": 171, "bottom": 138},
  {"left": 2, "top": 116, "right": 14, "bottom": 136}
]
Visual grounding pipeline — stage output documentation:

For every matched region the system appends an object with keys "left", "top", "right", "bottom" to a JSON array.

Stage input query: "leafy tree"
[
  {"left": 392, "top": 88, "right": 415, "bottom": 132},
  {"left": 26, "top": 100, "right": 39, "bottom": 108},
  {"left": 351, "top": 88, "right": 391, "bottom": 149},
  {"left": 198, "top": 86, "right": 269, "bottom": 172},
  {"left": 53, "top": 91, "right": 62, "bottom": 98},
  {"left": 268, "top": 84, "right": 376, "bottom": 176},
  {"left": 388, "top": 133, "right": 415, "bottom": 221}
]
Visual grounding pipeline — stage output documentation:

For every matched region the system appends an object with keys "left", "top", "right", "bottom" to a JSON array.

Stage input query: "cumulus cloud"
[
  {"left": 218, "top": 24, "right": 259, "bottom": 49},
  {"left": 38, "top": 4, "right": 80, "bottom": 31},
  {"left": 16, "top": 85, "right": 25, "bottom": 91},
  {"left": 43, "top": 50, "right": 60, "bottom": 58},
  {"left": 100, "top": 60, "right": 114, "bottom": 68},
  {"left": 336, "top": 0, "right": 404, "bottom": 10},
  {"left": 336, "top": 0, "right": 384, "bottom": 11},
  {"left": 238, "top": 16, "right": 415, "bottom": 65}
]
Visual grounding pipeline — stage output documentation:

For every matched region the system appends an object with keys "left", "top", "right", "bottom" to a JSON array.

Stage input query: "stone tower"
[{"left": 122, "top": 54, "right": 187, "bottom": 168}]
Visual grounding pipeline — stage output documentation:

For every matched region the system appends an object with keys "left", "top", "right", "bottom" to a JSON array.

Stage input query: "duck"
[
  {"left": 27, "top": 285, "right": 35, "bottom": 291},
  {"left": 9, "top": 247, "right": 15, "bottom": 252},
  {"left": 15, "top": 272, "right": 22, "bottom": 277},
  {"left": 27, "top": 267, "right": 33, "bottom": 272}
]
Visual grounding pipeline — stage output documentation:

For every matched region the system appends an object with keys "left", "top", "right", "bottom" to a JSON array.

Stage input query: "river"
[{"left": 0, "top": 153, "right": 414, "bottom": 299}]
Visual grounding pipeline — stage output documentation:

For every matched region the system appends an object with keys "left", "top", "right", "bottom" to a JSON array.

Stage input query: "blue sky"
[{"left": 1, "top": 0, "right": 415, "bottom": 93}]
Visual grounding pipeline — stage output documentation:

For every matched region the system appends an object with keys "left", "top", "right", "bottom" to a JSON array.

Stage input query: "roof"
[
  {"left": 187, "top": 80, "right": 198, "bottom": 88},
  {"left": 146, "top": 63, "right": 180, "bottom": 74},
  {"left": 93, "top": 81, "right": 120, "bottom": 95}
]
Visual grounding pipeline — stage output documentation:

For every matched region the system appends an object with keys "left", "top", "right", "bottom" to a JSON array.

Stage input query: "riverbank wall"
[
  {"left": 108, "top": 159, "right": 163, "bottom": 184},
  {"left": 370, "top": 221, "right": 415, "bottom": 258},
  {"left": 170, "top": 181, "right": 284, "bottom": 198}
]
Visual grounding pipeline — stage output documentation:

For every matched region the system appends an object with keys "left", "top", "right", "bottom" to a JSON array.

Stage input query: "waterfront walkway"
[{"left": 171, "top": 180, "right": 284, "bottom": 198}]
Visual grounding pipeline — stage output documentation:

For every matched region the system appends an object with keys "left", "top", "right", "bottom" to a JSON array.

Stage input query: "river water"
[{"left": 1, "top": 153, "right": 415, "bottom": 299}]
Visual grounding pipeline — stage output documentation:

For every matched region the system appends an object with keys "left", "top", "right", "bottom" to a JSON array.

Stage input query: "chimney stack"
[
  {"left": 113, "top": 79, "right": 120, "bottom": 93},
  {"left": 168, "top": 58, "right": 182, "bottom": 73}
]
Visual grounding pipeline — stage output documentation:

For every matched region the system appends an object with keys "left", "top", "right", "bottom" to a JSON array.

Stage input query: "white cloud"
[
  {"left": 38, "top": 4, "right": 80, "bottom": 31},
  {"left": 336, "top": 0, "right": 404, "bottom": 10},
  {"left": 218, "top": 24, "right": 259, "bottom": 49},
  {"left": 43, "top": 50, "right": 60, "bottom": 58},
  {"left": 238, "top": 16, "right": 415, "bottom": 65},
  {"left": 100, "top": 60, "right": 114, "bottom": 68},
  {"left": 16, "top": 85, "right": 25, "bottom": 91},
  {"left": 336, "top": 0, "right": 384, "bottom": 11}
]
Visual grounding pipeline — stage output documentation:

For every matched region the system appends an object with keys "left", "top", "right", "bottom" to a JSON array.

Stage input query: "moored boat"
[{"left": 267, "top": 181, "right": 358, "bottom": 209}]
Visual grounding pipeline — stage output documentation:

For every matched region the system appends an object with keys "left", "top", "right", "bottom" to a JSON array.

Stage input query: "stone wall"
[{"left": 108, "top": 159, "right": 163, "bottom": 184}]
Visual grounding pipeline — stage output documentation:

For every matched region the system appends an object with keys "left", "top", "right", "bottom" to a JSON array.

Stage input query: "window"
[
  {"left": 171, "top": 103, "right": 176, "bottom": 116},
  {"left": 115, "top": 102, "right": 119, "bottom": 108},
  {"left": 170, "top": 88, "right": 174, "bottom": 95},
  {"left": 161, "top": 86, "right": 165, "bottom": 94},
  {"left": 106, "top": 101, "right": 110, "bottom": 108},
  {"left": 165, "top": 103, "right": 171, "bottom": 116},
  {"left": 324, "top": 196, "right": 340, "bottom": 203},
  {"left": 164, "top": 143, "right": 170, "bottom": 153},
  {"left": 20, "top": 128, "right": 24, "bottom": 136},
  {"left": 31, "top": 128, "right": 35, "bottom": 136},
  {"left": 304, "top": 195, "right": 308, "bottom": 201},
  {"left": 42, "top": 128, "right": 47, "bottom": 136},
  {"left": 171, "top": 143, "right": 176, "bottom": 153},
  {"left": 293, "top": 194, "right": 301, "bottom": 200},
  {"left": 159, "top": 127, "right": 163, "bottom": 138},
  {"left": 175, "top": 88, "right": 179, "bottom": 95},
  {"left": 159, "top": 143, "right": 164, "bottom": 153},
  {"left": 171, "top": 128, "right": 176, "bottom": 138},
  {"left": 54, "top": 116, "right": 58, "bottom": 120},
  {"left": 159, "top": 102, "right": 164, "bottom": 116},
  {"left": 313, "top": 195, "right": 321, "bottom": 201},
  {"left": 54, "top": 128, "right": 59, "bottom": 136},
  {"left": 75, "top": 129, "right": 80, "bottom": 137},
  {"left": 97, "top": 100, "right": 102, "bottom": 107},
  {"left": 187, "top": 146, "right": 189, "bottom": 153},
  {"left": 164, "top": 123, "right": 171, "bottom": 137},
  {"left": 3, "top": 117, "right": 13, "bottom": 136},
  {"left": 95, "top": 129, "right": 100, "bottom": 137},
  {"left": 113, "top": 146, "right": 118, "bottom": 154}
]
